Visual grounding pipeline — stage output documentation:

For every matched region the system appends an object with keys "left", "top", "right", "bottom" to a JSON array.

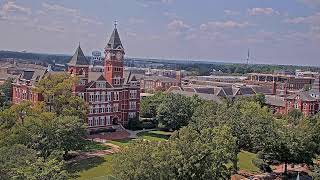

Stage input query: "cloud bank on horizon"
[{"left": 0, "top": 0, "right": 319, "bottom": 66}]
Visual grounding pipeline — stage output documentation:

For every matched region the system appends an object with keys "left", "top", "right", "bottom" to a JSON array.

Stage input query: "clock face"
[{"left": 116, "top": 52, "right": 123, "bottom": 60}]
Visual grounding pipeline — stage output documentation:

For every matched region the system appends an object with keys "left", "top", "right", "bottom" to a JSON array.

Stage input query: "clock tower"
[{"left": 104, "top": 22, "right": 125, "bottom": 86}]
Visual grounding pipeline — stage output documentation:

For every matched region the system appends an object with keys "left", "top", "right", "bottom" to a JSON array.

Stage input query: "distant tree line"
[
  {"left": 176, "top": 63, "right": 320, "bottom": 76},
  {"left": 0, "top": 50, "right": 72, "bottom": 65},
  {"left": 2, "top": 51, "right": 320, "bottom": 75}
]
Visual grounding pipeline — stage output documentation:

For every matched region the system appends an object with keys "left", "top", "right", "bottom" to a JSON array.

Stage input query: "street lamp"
[{"left": 19, "top": 110, "right": 26, "bottom": 125}]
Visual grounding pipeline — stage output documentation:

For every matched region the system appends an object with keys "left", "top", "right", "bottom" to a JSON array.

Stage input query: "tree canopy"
[{"left": 112, "top": 125, "right": 237, "bottom": 180}]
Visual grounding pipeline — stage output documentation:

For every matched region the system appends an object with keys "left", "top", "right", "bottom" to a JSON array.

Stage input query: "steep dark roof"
[
  {"left": 239, "top": 86, "right": 256, "bottom": 95},
  {"left": 97, "top": 75, "right": 106, "bottom": 81},
  {"left": 194, "top": 87, "right": 214, "bottom": 94},
  {"left": 131, "top": 75, "right": 137, "bottom": 82},
  {"left": 106, "top": 28, "right": 123, "bottom": 50},
  {"left": 251, "top": 86, "right": 273, "bottom": 95},
  {"left": 68, "top": 45, "right": 90, "bottom": 66},
  {"left": 22, "top": 70, "right": 34, "bottom": 80}
]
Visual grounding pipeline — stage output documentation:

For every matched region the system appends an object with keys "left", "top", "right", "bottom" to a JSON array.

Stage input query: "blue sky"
[{"left": 0, "top": 0, "right": 319, "bottom": 65}]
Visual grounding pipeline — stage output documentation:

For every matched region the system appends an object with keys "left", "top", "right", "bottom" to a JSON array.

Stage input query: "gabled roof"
[
  {"left": 97, "top": 75, "right": 106, "bottom": 81},
  {"left": 22, "top": 70, "right": 35, "bottom": 80},
  {"left": 131, "top": 75, "right": 137, "bottom": 82},
  {"left": 106, "top": 28, "right": 123, "bottom": 50},
  {"left": 68, "top": 45, "right": 90, "bottom": 66},
  {"left": 286, "top": 91, "right": 317, "bottom": 101},
  {"left": 194, "top": 87, "right": 215, "bottom": 94},
  {"left": 93, "top": 75, "right": 113, "bottom": 88},
  {"left": 239, "top": 86, "right": 256, "bottom": 95}
]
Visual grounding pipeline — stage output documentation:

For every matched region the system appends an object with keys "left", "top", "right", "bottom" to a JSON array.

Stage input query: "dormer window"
[
  {"left": 114, "top": 77, "right": 121, "bottom": 85},
  {"left": 97, "top": 82, "right": 106, "bottom": 88}
]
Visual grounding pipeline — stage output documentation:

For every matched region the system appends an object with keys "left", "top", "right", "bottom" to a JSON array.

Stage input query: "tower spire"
[
  {"left": 114, "top": 20, "right": 118, "bottom": 29},
  {"left": 105, "top": 21, "right": 123, "bottom": 50}
]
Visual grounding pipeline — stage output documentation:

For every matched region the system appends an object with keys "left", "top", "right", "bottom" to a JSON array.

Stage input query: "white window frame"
[
  {"left": 88, "top": 117, "right": 94, "bottom": 127},
  {"left": 107, "top": 92, "right": 112, "bottom": 102},
  {"left": 129, "top": 101, "right": 136, "bottom": 110},
  {"left": 114, "top": 92, "right": 119, "bottom": 101},
  {"left": 94, "top": 117, "right": 99, "bottom": 126},
  {"left": 113, "top": 103, "right": 119, "bottom": 112},
  {"left": 106, "top": 104, "right": 111, "bottom": 113},
  {"left": 89, "top": 93, "right": 94, "bottom": 102},
  {"left": 95, "top": 92, "right": 100, "bottom": 102},
  {"left": 106, "top": 116, "right": 111, "bottom": 125},
  {"left": 128, "top": 112, "right": 136, "bottom": 119},
  {"left": 129, "top": 90, "right": 137, "bottom": 99}
]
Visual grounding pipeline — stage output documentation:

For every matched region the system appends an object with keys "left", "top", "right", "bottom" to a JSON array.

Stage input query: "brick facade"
[{"left": 12, "top": 26, "right": 140, "bottom": 130}]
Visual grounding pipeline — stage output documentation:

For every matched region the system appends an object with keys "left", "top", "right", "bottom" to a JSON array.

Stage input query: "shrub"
[
  {"left": 128, "top": 117, "right": 142, "bottom": 130},
  {"left": 252, "top": 158, "right": 272, "bottom": 173},
  {"left": 89, "top": 128, "right": 116, "bottom": 135},
  {"left": 141, "top": 122, "right": 156, "bottom": 129}
]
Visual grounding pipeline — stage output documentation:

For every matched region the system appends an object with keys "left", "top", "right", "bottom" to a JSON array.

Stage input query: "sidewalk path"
[{"left": 126, "top": 128, "right": 157, "bottom": 139}]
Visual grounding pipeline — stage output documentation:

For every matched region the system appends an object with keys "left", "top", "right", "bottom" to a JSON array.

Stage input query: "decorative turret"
[
  {"left": 67, "top": 44, "right": 90, "bottom": 91},
  {"left": 67, "top": 44, "right": 90, "bottom": 68},
  {"left": 104, "top": 21, "right": 125, "bottom": 86}
]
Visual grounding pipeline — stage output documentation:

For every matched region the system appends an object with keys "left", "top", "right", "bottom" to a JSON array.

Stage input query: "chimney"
[
  {"left": 272, "top": 81, "right": 277, "bottom": 95},
  {"left": 176, "top": 71, "right": 182, "bottom": 87}
]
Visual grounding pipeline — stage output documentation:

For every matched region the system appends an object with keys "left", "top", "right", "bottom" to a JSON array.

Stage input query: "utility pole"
[{"left": 246, "top": 48, "right": 250, "bottom": 65}]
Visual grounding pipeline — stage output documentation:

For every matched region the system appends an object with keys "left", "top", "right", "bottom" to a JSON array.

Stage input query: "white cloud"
[
  {"left": 224, "top": 10, "right": 240, "bottom": 16},
  {"left": 300, "top": 0, "right": 320, "bottom": 6},
  {"left": 168, "top": 19, "right": 190, "bottom": 32},
  {"left": 1, "top": 1, "right": 31, "bottom": 15},
  {"left": 42, "top": 2, "right": 76, "bottom": 15},
  {"left": 41, "top": 2, "right": 102, "bottom": 25},
  {"left": 36, "top": 25, "right": 65, "bottom": 33},
  {"left": 200, "top": 21, "right": 251, "bottom": 30},
  {"left": 284, "top": 12, "right": 320, "bottom": 25},
  {"left": 136, "top": 0, "right": 174, "bottom": 7},
  {"left": 164, "top": 11, "right": 178, "bottom": 19},
  {"left": 0, "top": 1, "right": 31, "bottom": 19},
  {"left": 248, "top": 8, "right": 280, "bottom": 16}
]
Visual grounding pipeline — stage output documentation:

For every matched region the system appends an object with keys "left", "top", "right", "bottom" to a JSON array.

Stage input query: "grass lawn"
[
  {"left": 106, "top": 130, "right": 172, "bottom": 147},
  {"left": 136, "top": 130, "right": 172, "bottom": 142},
  {"left": 107, "top": 138, "right": 134, "bottom": 147},
  {"left": 238, "top": 151, "right": 260, "bottom": 173},
  {"left": 67, "top": 130, "right": 173, "bottom": 179},
  {"left": 67, "top": 155, "right": 115, "bottom": 180},
  {"left": 80, "top": 140, "right": 111, "bottom": 152}
]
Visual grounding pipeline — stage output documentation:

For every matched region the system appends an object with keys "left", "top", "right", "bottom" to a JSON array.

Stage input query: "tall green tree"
[
  {"left": 259, "top": 119, "right": 317, "bottom": 174},
  {"left": 0, "top": 144, "right": 68, "bottom": 180},
  {"left": 157, "top": 93, "right": 194, "bottom": 130},
  {"left": 112, "top": 125, "right": 237, "bottom": 180},
  {"left": 0, "top": 78, "right": 13, "bottom": 108},
  {"left": 140, "top": 92, "right": 167, "bottom": 118},
  {"left": 35, "top": 73, "right": 86, "bottom": 119}
]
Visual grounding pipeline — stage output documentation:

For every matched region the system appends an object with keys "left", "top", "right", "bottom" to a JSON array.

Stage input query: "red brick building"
[
  {"left": 12, "top": 26, "right": 140, "bottom": 130},
  {"left": 140, "top": 75, "right": 181, "bottom": 92},
  {"left": 265, "top": 76, "right": 320, "bottom": 116},
  {"left": 12, "top": 70, "right": 45, "bottom": 104}
]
